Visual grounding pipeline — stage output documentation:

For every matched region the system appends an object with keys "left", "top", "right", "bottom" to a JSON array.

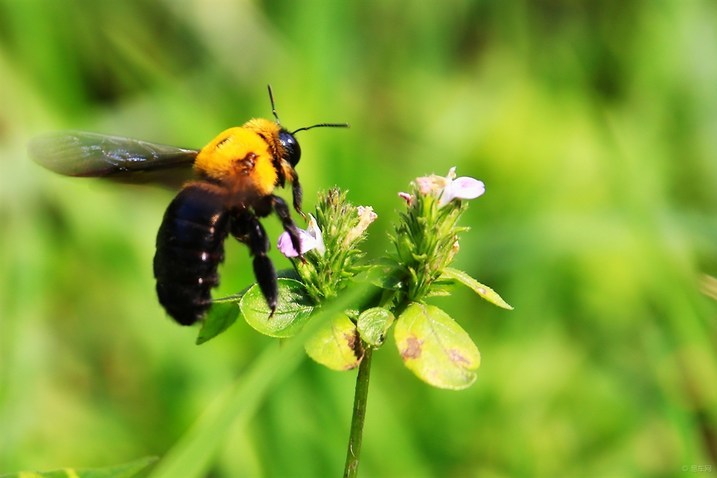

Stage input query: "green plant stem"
[{"left": 343, "top": 344, "right": 373, "bottom": 478}]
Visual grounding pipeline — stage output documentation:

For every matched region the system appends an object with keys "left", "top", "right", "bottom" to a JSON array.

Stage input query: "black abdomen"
[{"left": 153, "top": 184, "right": 228, "bottom": 325}]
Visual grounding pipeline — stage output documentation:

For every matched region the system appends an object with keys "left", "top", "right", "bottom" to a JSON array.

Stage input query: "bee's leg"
[
  {"left": 231, "top": 211, "right": 278, "bottom": 315},
  {"left": 292, "top": 175, "right": 305, "bottom": 219},
  {"left": 271, "top": 195, "right": 303, "bottom": 258}
]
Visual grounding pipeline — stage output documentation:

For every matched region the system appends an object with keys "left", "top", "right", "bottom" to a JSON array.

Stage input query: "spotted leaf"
[
  {"left": 394, "top": 302, "right": 480, "bottom": 389},
  {"left": 305, "top": 313, "right": 363, "bottom": 370}
]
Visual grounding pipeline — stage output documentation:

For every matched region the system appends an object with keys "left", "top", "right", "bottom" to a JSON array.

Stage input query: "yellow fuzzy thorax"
[{"left": 193, "top": 118, "right": 285, "bottom": 197}]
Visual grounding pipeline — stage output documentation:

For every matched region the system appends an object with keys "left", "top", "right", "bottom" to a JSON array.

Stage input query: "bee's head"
[{"left": 279, "top": 129, "right": 301, "bottom": 167}]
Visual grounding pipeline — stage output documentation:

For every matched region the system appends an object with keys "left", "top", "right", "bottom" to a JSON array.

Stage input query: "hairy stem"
[{"left": 343, "top": 344, "right": 373, "bottom": 478}]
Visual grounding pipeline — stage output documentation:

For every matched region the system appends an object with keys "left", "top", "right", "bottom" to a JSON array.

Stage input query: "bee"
[{"left": 29, "top": 86, "right": 348, "bottom": 325}]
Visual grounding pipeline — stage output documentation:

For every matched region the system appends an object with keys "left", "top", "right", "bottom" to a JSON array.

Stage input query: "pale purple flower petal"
[
  {"left": 451, "top": 177, "right": 485, "bottom": 198},
  {"left": 398, "top": 192, "right": 414, "bottom": 205},
  {"left": 277, "top": 230, "right": 314, "bottom": 258},
  {"left": 436, "top": 168, "right": 486, "bottom": 207},
  {"left": 277, "top": 214, "right": 325, "bottom": 258},
  {"left": 276, "top": 231, "right": 296, "bottom": 256}
]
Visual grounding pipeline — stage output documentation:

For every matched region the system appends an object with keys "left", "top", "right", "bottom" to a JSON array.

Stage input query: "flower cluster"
[
  {"left": 390, "top": 167, "right": 485, "bottom": 302},
  {"left": 279, "top": 188, "right": 377, "bottom": 303},
  {"left": 199, "top": 167, "right": 511, "bottom": 390},
  {"left": 408, "top": 166, "right": 485, "bottom": 207}
]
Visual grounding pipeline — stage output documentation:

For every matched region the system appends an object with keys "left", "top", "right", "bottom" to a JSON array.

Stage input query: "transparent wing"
[{"left": 28, "top": 130, "right": 199, "bottom": 187}]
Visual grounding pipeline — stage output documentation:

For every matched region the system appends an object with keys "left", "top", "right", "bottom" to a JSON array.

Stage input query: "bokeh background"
[{"left": 2, "top": 1, "right": 717, "bottom": 477}]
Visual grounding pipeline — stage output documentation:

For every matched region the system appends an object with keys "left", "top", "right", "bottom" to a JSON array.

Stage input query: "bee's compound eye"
[{"left": 279, "top": 130, "right": 301, "bottom": 167}]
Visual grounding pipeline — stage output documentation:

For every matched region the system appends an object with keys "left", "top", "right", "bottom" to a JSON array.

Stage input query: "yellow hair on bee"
[
  {"left": 243, "top": 118, "right": 296, "bottom": 182},
  {"left": 194, "top": 119, "right": 287, "bottom": 199}
]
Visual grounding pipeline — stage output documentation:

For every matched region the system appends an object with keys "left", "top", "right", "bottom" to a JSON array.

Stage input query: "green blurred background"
[{"left": 2, "top": 1, "right": 717, "bottom": 476}]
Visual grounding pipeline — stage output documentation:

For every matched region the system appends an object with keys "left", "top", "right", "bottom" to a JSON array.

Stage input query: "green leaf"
[
  {"left": 196, "top": 301, "right": 241, "bottom": 345},
  {"left": 241, "top": 278, "right": 314, "bottom": 337},
  {"left": 442, "top": 267, "right": 514, "bottom": 310},
  {"left": 305, "top": 313, "right": 363, "bottom": 370},
  {"left": 394, "top": 302, "right": 480, "bottom": 390},
  {"left": 0, "top": 456, "right": 157, "bottom": 478},
  {"left": 356, "top": 307, "right": 395, "bottom": 347}
]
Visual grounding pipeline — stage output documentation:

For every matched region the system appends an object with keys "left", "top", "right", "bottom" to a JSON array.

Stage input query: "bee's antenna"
[
  {"left": 292, "top": 123, "right": 350, "bottom": 135},
  {"left": 267, "top": 84, "right": 281, "bottom": 123},
  {"left": 268, "top": 84, "right": 349, "bottom": 133}
]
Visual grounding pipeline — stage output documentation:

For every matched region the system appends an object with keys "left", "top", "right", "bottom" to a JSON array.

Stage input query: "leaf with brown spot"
[
  {"left": 394, "top": 302, "right": 480, "bottom": 390},
  {"left": 401, "top": 335, "right": 423, "bottom": 360},
  {"left": 305, "top": 313, "right": 363, "bottom": 371}
]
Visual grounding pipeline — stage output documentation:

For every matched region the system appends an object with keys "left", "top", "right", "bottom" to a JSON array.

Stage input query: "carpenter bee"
[{"left": 29, "top": 86, "right": 348, "bottom": 325}]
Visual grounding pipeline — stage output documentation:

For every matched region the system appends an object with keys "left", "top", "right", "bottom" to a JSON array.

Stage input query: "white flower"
[
  {"left": 277, "top": 214, "right": 325, "bottom": 258},
  {"left": 344, "top": 206, "right": 378, "bottom": 246},
  {"left": 415, "top": 167, "right": 485, "bottom": 207}
]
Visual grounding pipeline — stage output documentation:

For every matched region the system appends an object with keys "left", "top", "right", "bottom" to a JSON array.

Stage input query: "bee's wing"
[{"left": 29, "top": 130, "right": 199, "bottom": 188}]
